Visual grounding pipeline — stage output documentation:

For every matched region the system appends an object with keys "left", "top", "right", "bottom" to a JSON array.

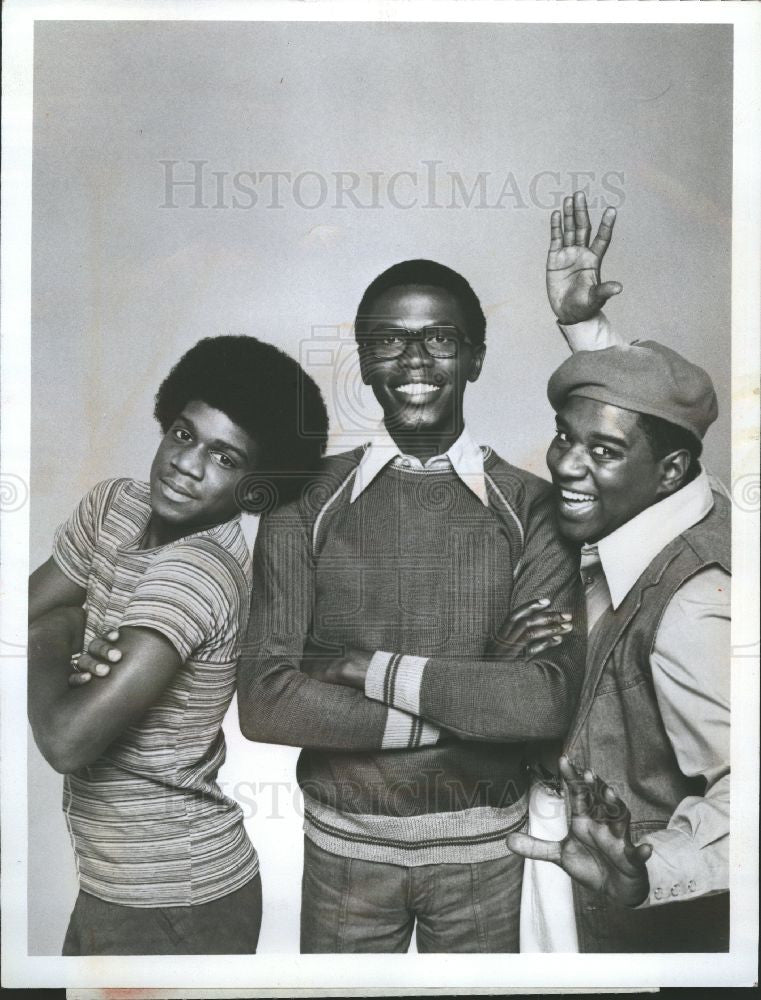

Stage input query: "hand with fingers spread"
[
  {"left": 547, "top": 191, "right": 622, "bottom": 325},
  {"left": 487, "top": 598, "right": 574, "bottom": 659},
  {"left": 507, "top": 755, "right": 652, "bottom": 907},
  {"left": 68, "top": 629, "right": 122, "bottom": 687}
]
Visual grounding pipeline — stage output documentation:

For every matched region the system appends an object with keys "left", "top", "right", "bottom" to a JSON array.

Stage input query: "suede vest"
[{"left": 566, "top": 490, "right": 731, "bottom": 953}]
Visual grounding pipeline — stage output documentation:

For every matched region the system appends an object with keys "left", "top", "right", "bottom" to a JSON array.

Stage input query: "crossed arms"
[
  {"left": 28, "top": 556, "right": 183, "bottom": 774},
  {"left": 235, "top": 487, "right": 585, "bottom": 750}
]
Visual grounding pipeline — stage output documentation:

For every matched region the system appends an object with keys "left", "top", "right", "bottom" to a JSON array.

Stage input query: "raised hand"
[
  {"left": 507, "top": 755, "right": 652, "bottom": 907},
  {"left": 547, "top": 191, "right": 622, "bottom": 325}
]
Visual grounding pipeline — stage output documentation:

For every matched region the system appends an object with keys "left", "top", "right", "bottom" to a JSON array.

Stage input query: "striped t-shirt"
[{"left": 52, "top": 477, "right": 258, "bottom": 907}]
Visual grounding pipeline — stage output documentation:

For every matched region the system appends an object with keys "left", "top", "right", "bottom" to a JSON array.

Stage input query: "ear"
[
  {"left": 657, "top": 449, "right": 692, "bottom": 497},
  {"left": 467, "top": 343, "right": 486, "bottom": 383}
]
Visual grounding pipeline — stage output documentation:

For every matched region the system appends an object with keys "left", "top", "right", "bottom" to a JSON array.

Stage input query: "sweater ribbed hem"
[{"left": 302, "top": 794, "right": 528, "bottom": 866}]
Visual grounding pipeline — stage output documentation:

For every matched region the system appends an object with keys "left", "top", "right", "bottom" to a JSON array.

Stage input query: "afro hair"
[{"left": 154, "top": 335, "right": 329, "bottom": 510}]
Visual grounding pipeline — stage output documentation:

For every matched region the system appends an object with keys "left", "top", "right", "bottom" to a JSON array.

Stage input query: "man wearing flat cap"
[{"left": 508, "top": 193, "right": 730, "bottom": 953}]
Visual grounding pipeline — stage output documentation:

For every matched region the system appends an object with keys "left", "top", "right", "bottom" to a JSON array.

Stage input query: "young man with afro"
[{"left": 28, "top": 335, "right": 328, "bottom": 955}]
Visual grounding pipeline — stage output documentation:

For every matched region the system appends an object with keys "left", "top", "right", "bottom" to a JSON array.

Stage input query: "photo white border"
[{"left": 2, "top": 0, "right": 758, "bottom": 990}]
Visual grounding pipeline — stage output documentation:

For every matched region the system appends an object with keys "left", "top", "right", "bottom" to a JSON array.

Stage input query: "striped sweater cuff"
[
  {"left": 366, "top": 651, "right": 428, "bottom": 715},
  {"left": 367, "top": 651, "right": 438, "bottom": 748},
  {"left": 381, "top": 708, "right": 439, "bottom": 750}
]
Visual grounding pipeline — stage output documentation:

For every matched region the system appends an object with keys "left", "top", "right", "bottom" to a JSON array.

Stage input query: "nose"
[
  {"left": 551, "top": 443, "right": 588, "bottom": 481},
  {"left": 401, "top": 338, "right": 432, "bottom": 368},
  {"left": 172, "top": 445, "right": 204, "bottom": 480}
]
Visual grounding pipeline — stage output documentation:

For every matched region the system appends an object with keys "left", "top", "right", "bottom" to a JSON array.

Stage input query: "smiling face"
[
  {"left": 148, "top": 400, "right": 259, "bottom": 546},
  {"left": 546, "top": 396, "right": 685, "bottom": 545},
  {"left": 356, "top": 285, "right": 485, "bottom": 447}
]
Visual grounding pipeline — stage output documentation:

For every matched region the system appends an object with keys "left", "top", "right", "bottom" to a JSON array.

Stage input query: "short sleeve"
[
  {"left": 120, "top": 540, "right": 245, "bottom": 662},
  {"left": 52, "top": 479, "right": 120, "bottom": 588}
]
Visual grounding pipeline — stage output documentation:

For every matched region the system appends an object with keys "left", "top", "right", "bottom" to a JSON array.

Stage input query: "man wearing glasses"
[{"left": 237, "top": 213, "right": 620, "bottom": 952}]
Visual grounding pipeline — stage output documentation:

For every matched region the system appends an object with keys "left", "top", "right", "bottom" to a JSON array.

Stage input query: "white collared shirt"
[
  {"left": 349, "top": 424, "right": 488, "bottom": 506},
  {"left": 590, "top": 468, "right": 715, "bottom": 609}
]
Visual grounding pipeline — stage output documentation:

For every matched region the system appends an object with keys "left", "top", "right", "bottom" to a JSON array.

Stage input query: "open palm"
[
  {"left": 507, "top": 756, "right": 651, "bottom": 908},
  {"left": 547, "top": 191, "right": 622, "bottom": 325}
]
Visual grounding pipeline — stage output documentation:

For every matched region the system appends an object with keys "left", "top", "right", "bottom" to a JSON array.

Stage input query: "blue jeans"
[
  {"left": 300, "top": 838, "right": 523, "bottom": 953},
  {"left": 62, "top": 874, "right": 262, "bottom": 955}
]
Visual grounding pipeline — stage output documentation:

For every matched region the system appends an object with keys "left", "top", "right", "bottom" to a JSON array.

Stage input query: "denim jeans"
[
  {"left": 300, "top": 838, "right": 523, "bottom": 953},
  {"left": 62, "top": 874, "right": 262, "bottom": 955}
]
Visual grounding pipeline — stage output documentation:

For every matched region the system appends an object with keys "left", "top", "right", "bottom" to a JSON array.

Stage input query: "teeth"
[
  {"left": 561, "top": 489, "right": 597, "bottom": 502},
  {"left": 396, "top": 383, "right": 440, "bottom": 396}
]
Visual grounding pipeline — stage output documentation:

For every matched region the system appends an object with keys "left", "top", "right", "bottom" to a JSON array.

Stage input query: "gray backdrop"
[{"left": 30, "top": 21, "right": 732, "bottom": 953}]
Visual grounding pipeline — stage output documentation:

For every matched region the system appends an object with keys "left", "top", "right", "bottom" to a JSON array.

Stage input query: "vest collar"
[{"left": 593, "top": 468, "right": 714, "bottom": 610}]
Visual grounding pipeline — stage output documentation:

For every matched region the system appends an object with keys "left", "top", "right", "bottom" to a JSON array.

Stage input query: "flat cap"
[{"left": 547, "top": 340, "right": 718, "bottom": 440}]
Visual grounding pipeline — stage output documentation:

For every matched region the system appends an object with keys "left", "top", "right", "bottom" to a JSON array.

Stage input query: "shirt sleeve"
[
  {"left": 364, "top": 488, "right": 586, "bottom": 742},
  {"left": 236, "top": 503, "right": 440, "bottom": 752},
  {"left": 558, "top": 312, "right": 626, "bottom": 353},
  {"left": 638, "top": 566, "right": 731, "bottom": 906},
  {"left": 120, "top": 540, "right": 244, "bottom": 662},
  {"left": 52, "top": 479, "right": 117, "bottom": 588}
]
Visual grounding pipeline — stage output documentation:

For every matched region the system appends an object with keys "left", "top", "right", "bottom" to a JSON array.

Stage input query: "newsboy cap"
[{"left": 547, "top": 340, "right": 718, "bottom": 440}]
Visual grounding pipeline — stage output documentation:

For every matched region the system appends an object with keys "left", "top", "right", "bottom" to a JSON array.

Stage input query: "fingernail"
[
  {"left": 108, "top": 650, "right": 121, "bottom": 662},
  {"left": 538, "top": 598, "right": 550, "bottom": 606},
  {"left": 561, "top": 623, "right": 573, "bottom": 631},
  {"left": 107, "top": 631, "right": 119, "bottom": 641},
  {"left": 552, "top": 636, "right": 563, "bottom": 644},
  {"left": 561, "top": 613, "right": 573, "bottom": 621},
  {"left": 95, "top": 664, "right": 108, "bottom": 676}
]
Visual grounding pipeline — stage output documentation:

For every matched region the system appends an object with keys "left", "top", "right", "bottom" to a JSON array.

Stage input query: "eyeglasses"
[{"left": 358, "top": 325, "right": 473, "bottom": 361}]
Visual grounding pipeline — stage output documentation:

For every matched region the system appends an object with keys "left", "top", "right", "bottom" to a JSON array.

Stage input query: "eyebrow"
[
  {"left": 365, "top": 321, "right": 462, "bottom": 333},
  {"left": 555, "top": 418, "right": 630, "bottom": 449},
  {"left": 590, "top": 432, "right": 629, "bottom": 448},
  {"left": 175, "top": 414, "right": 251, "bottom": 462}
]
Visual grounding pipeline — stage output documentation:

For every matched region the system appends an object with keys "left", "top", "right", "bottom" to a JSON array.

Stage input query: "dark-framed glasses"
[{"left": 359, "top": 325, "right": 472, "bottom": 360}]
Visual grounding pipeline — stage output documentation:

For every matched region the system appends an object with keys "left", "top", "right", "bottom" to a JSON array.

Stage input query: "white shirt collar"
[
  {"left": 591, "top": 468, "right": 714, "bottom": 610},
  {"left": 349, "top": 424, "right": 488, "bottom": 505}
]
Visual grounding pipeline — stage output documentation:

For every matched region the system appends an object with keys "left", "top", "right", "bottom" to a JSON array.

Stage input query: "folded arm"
[
  {"left": 236, "top": 506, "right": 440, "bottom": 752},
  {"left": 28, "top": 611, "right": 182, "bottom": 773},
  {"left": 29, "top": 483, "right": 183, "bottom": 772},
  {"left": 362, "top": 499, "right": 585, "bottom": 742},
  {"left": 29, "top": 556, "right": 87, "bottom": 623}
]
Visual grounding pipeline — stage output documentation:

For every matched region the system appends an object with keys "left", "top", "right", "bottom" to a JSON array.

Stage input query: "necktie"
[{"left": 580, "top": 545, "right": 613, "bottom": 634}]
